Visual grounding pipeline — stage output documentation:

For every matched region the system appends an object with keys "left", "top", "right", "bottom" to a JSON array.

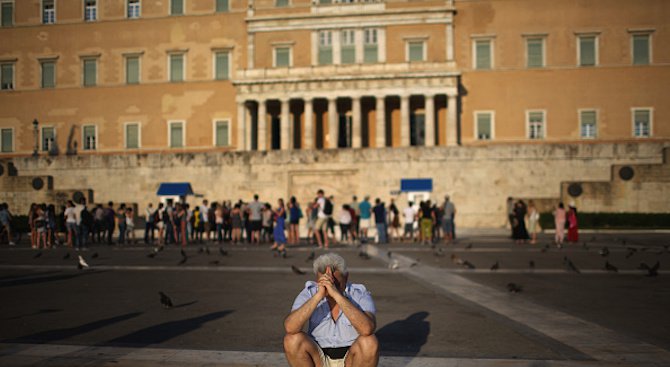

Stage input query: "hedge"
[{"left": 539, "top": 212, "right": 670, "bottom": 230}]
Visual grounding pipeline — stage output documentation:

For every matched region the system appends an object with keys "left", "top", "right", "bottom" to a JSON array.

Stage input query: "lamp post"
[{"left": 32, "top": 119, "right": 39, "bottom": 157}]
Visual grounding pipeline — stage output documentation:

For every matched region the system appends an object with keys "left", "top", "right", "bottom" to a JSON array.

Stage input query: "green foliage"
[{"left": 540, "top": 212, "right": 670, "bottom": 229}]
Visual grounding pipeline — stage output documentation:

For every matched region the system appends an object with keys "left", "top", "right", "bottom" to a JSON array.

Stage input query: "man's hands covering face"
[{"left": 317, "top": 266, "right": 340, "bottom": 299}]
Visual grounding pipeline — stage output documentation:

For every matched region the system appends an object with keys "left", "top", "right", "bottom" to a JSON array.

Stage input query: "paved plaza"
[{"left": 0, "top": 230, "right": 669, "bottom": 366}]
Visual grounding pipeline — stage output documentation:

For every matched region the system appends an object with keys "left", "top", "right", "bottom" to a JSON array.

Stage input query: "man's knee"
[
  {"left": 353, "top": 334, "right": 379, "bottom": 356},
  {"left": 284, "top": 332, "right": 308, "bottom": 354}
]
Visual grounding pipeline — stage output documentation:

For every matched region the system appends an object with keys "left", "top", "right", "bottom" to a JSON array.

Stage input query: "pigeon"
[
  {"left": 507, "top": 283, "right": 523, "bottom": 293},
  {"left": 209, "top": 260, "right": 220, "bottom": 266},
  {"left": 582, "top": 242, "right": 589, "bottom": 250},
  {"left": 205, "top": 246, "right": 211, "bottom": 255},
  {"left": 91, "top": 252, "right": 99, "bottom": 259},
  {"left": 434, "top": 248, "right": 446, "bottom": 257},
  {"left": 625, "top": 248, "right": 636, "bottom": 259},
  {"left": 604, "top": 261, "right": 618, "bottom": 273},
  {"left": 529, "top": 260, "right": 535, "bottom": 270},
  {"left": 541, "top": 245, "right": 549, "bottom": 253},
  {"left": 389, "top": 260, "right": 399, "bottom": 269},
  {"left": 159, "top": 292, "right": 173, "bottom": 309},
  {"left": 305, "top": 251, "right": 315, "bottom": 262},
  {"left": 465, "top": 243, "right": 473, "bottom": 249},
  {"left": 450, "top": 254, "right": 461, "bottom": 264},
  {"left": 62, "top": 252, "right": 71, "bottom": 260},
  {"left": 599, "top": 247, "right": 610, "bottom": 257},
  {"left": 78, "top": 255, "right": 89, "bottom": 269},
  {"left": 181, "top": 249, "right": 187, "bottom": 258},
  {"left": 33, "top": 251, "right": 43, "bottom": 259},
  {"left": 291, "top": 265, "right": 306, "bottom": 275},
  {"left": 147, "top": 252, "right": 157, "bottom": 258},
  {"left": 490, "top": 261, "right": 499, "bottom": 271},
  {"left": 358, "top": 251, "right": 371, "bottom": 260},
  {"left": 219, "top": 247, "right": 229, "bottom": 257},
  {"left": 462, "top": 260, "right": 476, "bottom": 270},
  {"left": 177, "top": 256, "right": 187, "bottom": 265},
  {"left": 564, "top": 257, "right": 580, "bottom": 274},
  {"left": 198, "top": 247, "right": 205, "bottom": 254},
  {"left": 640, "top": 262, "right": 660, "bottom": 277},
  {"left": 387, "top": 251, "right": 392, "bottom": 258}
]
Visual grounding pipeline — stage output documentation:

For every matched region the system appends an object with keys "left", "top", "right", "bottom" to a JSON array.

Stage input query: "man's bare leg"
[
  {"left": 345, "top": 334, "right": 379, "bottom": 367},
  {"left": 284, "top": 332, "right": 323, "bottom": 367}
]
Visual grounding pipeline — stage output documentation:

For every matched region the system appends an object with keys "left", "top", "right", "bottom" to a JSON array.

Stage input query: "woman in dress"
[
  {"left": 34, "top": 204, "right": 47, "bottom": 249},
  {"left": 289, "top": 197, "right": 301, "bottom": 245},
  {"left": 567, "top": 204, "right": 579, "bottom": 243},
  {"left": 231, "top": 203, "right": 242, "bottom": 244},
  {"left": 527, "top": 200, "right": 540, "bottom": 245},
  {"left": 512, "top": 200, "right": 529, "bottom": 244},
  {"left": 270, "top": 198, "right": 287, "bottom": 257},
  {"left": 554, "top": 202, "right": 566, "bottom": 247},
  {"left": 156, "top": 203, "right": 165, "bottom": 247}
]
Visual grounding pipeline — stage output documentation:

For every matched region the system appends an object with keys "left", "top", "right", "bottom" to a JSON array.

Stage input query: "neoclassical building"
[{"left": 0, "top": 0, "right": 668, "bottom": 224}]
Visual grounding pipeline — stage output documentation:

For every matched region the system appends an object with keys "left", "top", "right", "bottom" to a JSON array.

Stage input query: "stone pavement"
[{"left": 0, "top": 230, "right": 668, "bottom": 366}]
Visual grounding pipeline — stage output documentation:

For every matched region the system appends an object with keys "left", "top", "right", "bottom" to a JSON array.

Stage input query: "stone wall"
[{"left": 1, "top": 142, "right": 669, "bottom": 227}]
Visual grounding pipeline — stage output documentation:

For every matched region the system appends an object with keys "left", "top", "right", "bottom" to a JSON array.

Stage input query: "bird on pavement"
[
  {"left": 490, "top": 261, "right": 499, "bottom": 271},
  {"left": 625, "top": 248, "right": 637, "bottom": 259},
  {"left": 205, "top": 246, "right": 211, "bottom": 255},
  {"left": 159, "top": 292, "right": 173, "bottom": 309},
  {"left": 507, "top": 283, "right": 523, "bottom": 293},
  {"left": 599, "top": 247, "right": 610, "bottom": 257},
  {"left": 564, "top": 257, "right": 580, "bottom": 274},
  {"left": 305, "top": 251, "right": 315, "bottom": 262},
  {"left": 209, "top": 260, "right": 220, "bottom": 266},
  {"left": 387, "top": 251, "right": 393, "bottom": 258},
  {"left": 465, "top": 243, "right": 473, "bottom": 249},
  {"left": 291, "top": 265, "right": 306, "bottom": 275},
  {"left": 147, "top": 247, "right": 159, "bottom": 258},
  {"left": 462, "top": 260, "right": 476, "bottom": 270},
  {"left": 358, "top": 251, "right": 371, "bottom": 260},
  {"left": 198, "top": 247, "right": 205, "bottom": 254},
  {"left": 434, "top": 248, "right": 446, "bottom": 257},
  {"left": 91, "top": 252, "right": 99, "bottom": 259},
  {"left": 181, "top": 249, "right": 187, "bottom": 258},
  {"left": 178, "top": 255, "right": 187, "bottom": 265},
  {"left": 639, "top": 262, "right": 660, "bottom": 277},
  {"left": 63, "top": 252, "right": 71, "bottom": 260},
  {"left": 219, "top": 247, "right": 229, "bottom": 257},
  {"left": 541, "top": 245, "right": 549, "bottom": 253},
  {"left": 529, "top": 260, "right": 535, "bottom": 270},
  {"left": 33, "top": 251, "right": 43, "bottom": 259},
  {"left": 78, "top": 255, "right": 89, "bottom": 270},
  {"left": 604, "top": 261, "right": 618, "bottom": 273}
]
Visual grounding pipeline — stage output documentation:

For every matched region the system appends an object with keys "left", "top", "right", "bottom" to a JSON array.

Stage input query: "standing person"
[
  {"left": 402, "top": 201, "right": 416, "bottom": 242},
  {"left": 567, "top": 203, "right": 579, "bottom": 243},
  {"left": 214, "top": 203, "right": 224, "bottom": 243},
  {"left": 305, "top": 204, "right": 315, "bottom": 245},
  {"left": 326, "top": 196, "right": 336, "bottom": 244},
  {"left": 79, "top": 199, "right": 93, "bottom": 249},
  {"left": 73, "top": 198, "right": 87, "bottom": 250},
  {"left": 339, "top": 204, "right": 352, "bottom": 244},
  {"left": 527, "top": 200, "right": 540, "bottom": 245},
  {"left": 418, "top": 201, "right": 435, "bottom": 245},
  {"left": 193, "top": 205, "right": 202, "bottom": 243},
  {"left": 442, "top": 196, "right": 456, "bottom": 244},
  {"left": 125, "top": 207, "right": 136, "bottom": 245},
  {"left": 144, "top": 203, "right": 156, "bottom": 245},
  {"left": 231, "top": 203, "right": 243, "bottom": 244},
  {"left": 373, "top": 199, "right": 387, "bottom": 244},
  {"left": 512, "top": 200, "right": 530, "bottom": 244},
  {"left": 199, "top": 200, "right": 211, "bottom": 243},
  {"left": 312, "top": 189, "right": 330, "bottom": 249},
  {"left": 156, "top": 203, "right": 165, "bottom": 247},
  {"left": 358, "top": 196, "right": 372, "bottom": 244},
  {"left": 223, "top": 201, "right": 232, "bottom": 242},
  {"left": 350, "top": 196, "right": 360, "bottom": 240},
  {"left": 65, "top": 201, "right": 77, "bottom": 248},
  {"left": 271, "top": 198, "right": 288, "bottom": 257},
  {"left": 33, "top": 204, "right": 48, "bottom": 249},
  {"left": 28, "top": 203, "right": 37, "bottom": 249},
  {"left": 0, "top": 203, "right": 16, "bottom": 246},
  {"left": 117, "top": 204, "right": 127, "bottom": 245},
  {"left": 104, "top": 202, "right": 115, "bottom": 245},
  {"left": 46, "top": 204, "right": 57, "bottom": 247},
  {"left": 507, "top": 197, "right": 515, "bottom": 238},
  {"left": 554, "top": 202, "right": 566, "bottom": 247},
  {"left": 289, "top": 197, "right": 302, "bottom": 245},
  {"left": 93, "top": 204, "right": 105, "bottom": 243},
  {"left": 388, "top": 199, "right": 400, "bottom": 242},
  {"left": 178, "top": 203, "right": 188, "bottom": 246},
  {"left": 261, "top": 203, "right": 273, "bottom": 243},
  {"left": 347, "top": 204, "right": 358, "bottom": 243},
  {"left": 247, "top": 195, "right": 263, "bottom": 244}
]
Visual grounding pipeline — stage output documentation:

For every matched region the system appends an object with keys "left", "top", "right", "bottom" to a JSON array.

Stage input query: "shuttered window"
[
  {"left": 126, "top": 56, "right": 140, "bottom": 84},
  {"left": 215, "top": 51, "right": 229, "bottom": 79},
  {"left": 318, "top": 31, "right": 332, "bottom": 65},
  {"left": 83, "top": 59, "right": 97, "bottom": 87},
  {"left": 276, "top": 0, "right": 288, "bottom": 7},
  {"left": 216, "top": 0, "right": 229, "bottom": 12},
  {"left": 476, "top": 113, "right": 492, "bottom": 140},
  {"left": 0, "top": 128, "right": 12, "bottom": 153},
  {"left": 169, "top": 54, "right": 184, "bottom": 82},
  {"left": 580, "top": 110, "right": 597, "bottom": 139},
  {"left": 579, "top": 36, "right": 596, "bottom": 66},
  {"left": 42, "top": 127, "right": 55, "bottom": 151},
  {"left": 363, "top": 29, "right": 378, "bottom": 63},
  {"left": 633, "top": 109, "right": 651, "bottom": 138},
  {"left": 341, "top": 30, "right": 355, "bottom": 64},
  {"left": 274, "top": 47, "right": 290, "bottom": 67},
  {"left": 83, "top": 125, "right": 96, "bottom": 150},
  {"left": 632, "top": 34, "right": 650, "bottom": 65},
  {"left": 215, "top": 121, "right": 229, "bottom": 147},
  {"left": 126, "top": 124, "right": 139, "bottom": 149},
  {"left": 42, "top": 0, "right": 55, "bottom": 24},
  {"left": 1, "top": 63, "right": 13, "bottom": 90},
  {"left": 408, "top": 41, "right": 425, "bottom": 62},
  {"left": 170, "top": 122, "right": 184, "bottom": 148},
  {"left": 127, "top": 0, "right": 140, "bottom": 18},
  {"left": 41, "top": 61, "right": 55, "bottom": 88},
  {"left": 475, "top": 39, "right": 492, "bottom": 70},
  {"left": 171, "top": 0, "right": 183, "bottom": 15},
  {"left": 528, "top": 111, "right": 545, "bottom": 140},
  {"left": 527, "top": 38, "right": 544, "bottom": 68},
  {"left": 1, "top": 2, "right": 13, "bottom": 27}
]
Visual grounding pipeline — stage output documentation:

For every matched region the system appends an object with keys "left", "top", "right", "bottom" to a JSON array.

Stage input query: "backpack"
[{"left": 323, "top": 199, "right": 333, "bottom": 216}]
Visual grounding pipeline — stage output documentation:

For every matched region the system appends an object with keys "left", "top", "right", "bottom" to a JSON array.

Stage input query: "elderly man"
[{"left": 284, "top": 253, "right": 379, "bottom": 367}]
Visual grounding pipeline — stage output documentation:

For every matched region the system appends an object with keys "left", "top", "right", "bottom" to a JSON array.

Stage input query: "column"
[
  {"left": 247, "top": 33, "right": 255, "bottom": 69},
  {"left": 352, "top": 96, "right": 361, "bottom": 148},
  {"left": 447, "top": 94, "right": 458, "bottom": 146},
  {"left": 258, "top": 99, "right": 267, "bottom": 151},
  {"left": 378, "top": 29, "right": 387, "bottom": 63},
  {"left": 328, "top": 97, "right": 338, "bottom": 149},
  {"left": 446, "top": 23, "right": 454, "bottom": 62},
  {"left": 400, "top": 94, "right": 410, "bottom": 147},
  {"left": 237, "top": 101, "right": 246, "bottom": 151},
  {"left": 304, "top": 98, "right": 314, "bottom": 149},
  {"left": 281, "top": 98, "right": 290, "bottom": 150},
  {"left": 375, "top": 96, "right": 385, "bottom": 148},
  {"left": 332, "top": 30, "right": 341, "bottom": 65},
  {"left": 425, "top": 94, "right": 435, "bottom": 147},
  {"left": 354, "top": 30, "right": 364, "bottom": 64},
  {"left": 311, "top": 32, "right": 318, "bottom": 66}
]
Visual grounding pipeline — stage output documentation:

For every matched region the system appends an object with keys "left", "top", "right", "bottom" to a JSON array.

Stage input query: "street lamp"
[{"left": 32, "top": 119, "right": 39, "bottom": 157}]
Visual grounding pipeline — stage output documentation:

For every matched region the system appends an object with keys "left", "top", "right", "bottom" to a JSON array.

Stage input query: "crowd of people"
[{"left": 506, "top": 197, "right": 579, "bottom": 247}]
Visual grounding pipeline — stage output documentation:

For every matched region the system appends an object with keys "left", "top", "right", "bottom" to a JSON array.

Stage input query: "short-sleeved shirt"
[
  {"left": 403, "top": 207, "right": 416, "bottom": 224},
  {"left": 64, "top": 207, "right": 77, "bottom": 223},
  {"left": 291, "top": 281, "right": 376, "bottom": 349},
  {"left": 316, "top": 197, "right": 327, "bottom": 219},
  {"left": 199, "top": 205, "right": 209, "bottom": 222},
  {"left": 443, "top": 201, "right": 455, "bottom": 218},
  {"left": 248, "top": 201, "right": 263, "bottom": 221},
  {"left": 0, "top": 210, "right": 9, "bottom": 225},
  {"left": 358, "top": 201, "right": 372, "bottom": 220},
  {"left": 373, "top": 205, "right": 386, "bottom": 224}
]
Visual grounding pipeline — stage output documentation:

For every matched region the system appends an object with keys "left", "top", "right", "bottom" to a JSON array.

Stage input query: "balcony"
[{"left": 310, "top": 0, "right": 385, "bottom": 15}]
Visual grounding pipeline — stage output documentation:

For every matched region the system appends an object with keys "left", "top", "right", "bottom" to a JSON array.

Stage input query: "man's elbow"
[{"left": 284, "top": 319, "right": 301, "bottom": 335}]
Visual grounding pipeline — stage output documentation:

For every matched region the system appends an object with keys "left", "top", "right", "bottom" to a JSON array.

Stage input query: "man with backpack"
[{"left": 312, "top": 189, "right": 331, "bottom": 249}]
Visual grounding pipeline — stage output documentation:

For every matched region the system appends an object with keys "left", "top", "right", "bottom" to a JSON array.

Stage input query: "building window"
[
  {"left": 126, "top": 55, "right": 140, "bottom": 84},
  {"left": 1, "top": 63, "right": 14, "bottom": 90},
  {"left": 127, "top": 0, "right": 140, "bottom": 18},
  {"left": 82, "top": 125, "right": 96, "bottom": 150},
  {"left": 170, "top": 0, "right": 183, "bottom": 15},
  {"left": 43, "top": 0, "right": 55, "bottom": 24},
  {"left": 214, "top": 120, "right": 230, "bottom": 147},
  {"left": 579, "top": 110, "right": 597, "bottom": 139},
  {"left": 0, "top": 128, "right": 12, "bottom": 153},
  {"left": 84, "top": 0, "right": 97, "bottom": 21},
  {"left": 276, "top": 0, "right": 288, "bottom": 7},
  {"left": 41, "top": 60, "right": 56, "bottom": 88},
  {"left": 341, "top": 30, "right": 355, "bottom": 64},
  {"left": 82, "top": 58, "right": 97, "bottom": 87},
  {"left": 474, "top": 38, "right": 492, "bottom": 70},
  {"left": 169, "top": 53, "right": 185, "bottom": 82},
  {"left": 526, "top": 37, "right": 545, "bottom": 68},
  {"left": 169, "top": 121, "right": 184, "bottom": 148},
  {"left": 363, "top": 28, "right": 378, "bottom": 63},
  {"left": 318, "top": 31, "right": 333, "bottom": 65},
  {"left": 125, "top": 123, "right": 140, "bottom": 149},
  {"left": 527, "top": 111, "right": 545, "bottom": 140},
  {"left": 632, "top": 108, "right": 652, "bottom": 138},
  {"left": 407, "top": 40, "right": 425, "bottom": 62},
  {"left": 1, "top": 1, "right": 13, "bottom": 27},
  {"left": 632, "top": 34, "right": 651, "bottom": 65},
  {"left": 273, "top": 47, "right": 290, "bottom": 68},
  {"left": 41, "top": 127, "right": 55, "bottom": 152},
  {"left": 215, "top": 0, "right": 228, "bottom": 12},
  {"left": 475, "top": 112, "right": 493, "bottom": 140},
  {"left": 578, "top": 35, "right": 597, "bottom": 67},
  {"left": 214, "top": 51, "right": 230, "bottom": 79}
]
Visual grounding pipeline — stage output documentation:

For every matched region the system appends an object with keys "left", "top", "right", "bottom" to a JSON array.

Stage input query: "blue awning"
[
  {"left": 400, "top": 178, "right": 433, "bottom": 192},
  {"left": 156, "top": 182, "right": 194, "bottom": 196}
]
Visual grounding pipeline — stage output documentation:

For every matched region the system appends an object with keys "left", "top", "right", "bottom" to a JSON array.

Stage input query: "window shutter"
[
  {"left": 477, "top": 114, "right": 492, "bottom": 139},
  {"left": 126, "top": 57, "right": 139, "bottom": 84},
  {"left": 275, "top": 48, "right": 289, "bottom": 67},
  {"left": 42, "top": 62, "right": 55, "bottom": 88},
  {"left": 409, "top": 42, "right": 424, "bottom": 62},
  {"left": 42, "top": 127, "right": 55, "bottom": 151},
  {"left": 476, "top": 40, "right": 491, "bottom": 69},
  {"left": 83, "top": 60, "right": 96, "bottom": 86},
  {"left": 1, "top": 2, "right": 13, "bottom": 26},
  {"left": 171, "top": 124, "right": 183, "bottom": 147},
  {"left": 527, "top": 38, "right": 543, "bottom": 68},
  {"left": 1, "top": 64, "right": 12, "bottom": 87},
  {"left": 633, "top": 35, "right": 650, "bottom": 65},
  {"left": 171, "top": 0, "right": 183, "bottom": 15},
  {"left": 215, "top": 52, "right": 229, "bottom": 79},
  {"left": 580, "top": 37, "right": 596, "bottom": 66},
  {"left": 170, "top": 55, "right": 183, "bottom": 82},
  {"left": 1, "top": 129, "right": 12, "bottom": 152},
  {"left": 216, "top": 121, "right": 229, "bottom": 146},
  {"left": 83, "top": 126, "right": 96, "bottom": 149},
  {"left": 126, "top": 124, "right": 139, "bottom": 148},
  {"left": 276, "top": 0, "right": 289, "bottom": 7},
  {"left": 216, "top": 0, "right": 229, "bottom": 12}
]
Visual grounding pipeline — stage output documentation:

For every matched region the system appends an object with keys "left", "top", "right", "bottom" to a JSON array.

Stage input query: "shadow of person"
[{"left": 375, "top": 311, "right": 429, "bottom": 357}]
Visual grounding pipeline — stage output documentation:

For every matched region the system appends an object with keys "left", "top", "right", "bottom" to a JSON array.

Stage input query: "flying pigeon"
[
  {"left": 507, "top": 283, "right": 523, "bottom": 293},
  {"left": 159, "top": 292, "right": 173, "bottom": 309},
  {"left": 291, "top": 265, "right": 306, "bottom": 275}
]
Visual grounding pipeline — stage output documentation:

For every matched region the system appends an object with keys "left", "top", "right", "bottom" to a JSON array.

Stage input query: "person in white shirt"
[
  {"left": 64, "top": 200, "right": 77, "bottom": 248},
  {"left": 339, "top": 205, "right": 353, "bottom": 244},
  {"left": 144, "top": 203, "right": 156, "bottom": 244},
  {"left": 403, "top": 202, "right": 417, "bottom": 242},
  {"left": 200, "top": 200, "right": 211, "bottom": 242}
]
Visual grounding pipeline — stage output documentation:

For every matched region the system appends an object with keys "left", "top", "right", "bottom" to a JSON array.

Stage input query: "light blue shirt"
[{"left": 291, "top": 281, "right": 376, "bottom": 348}]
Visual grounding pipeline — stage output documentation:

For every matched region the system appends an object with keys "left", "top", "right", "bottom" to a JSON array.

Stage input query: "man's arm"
[
  {"left": 284, "top": 285, "right": 325, "bottom": 334},
  {"left": 320, "top": 269, "right": 376, "bottom": 336}
]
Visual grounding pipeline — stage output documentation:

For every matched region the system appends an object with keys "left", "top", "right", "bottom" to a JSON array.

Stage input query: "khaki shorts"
[
  {"left": 318, "top": 347, "right": 349, "bottom": 367},
  {"left": 359, "top": 219, "right": 370, "bottom": 229},
  {"left": 315, "top": 217, "right": 329, "bottom": 230}
]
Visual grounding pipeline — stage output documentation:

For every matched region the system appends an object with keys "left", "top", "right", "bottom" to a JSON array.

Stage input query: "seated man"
[{"left": 284, "top": 253, "right": 379, "bottom": 367}]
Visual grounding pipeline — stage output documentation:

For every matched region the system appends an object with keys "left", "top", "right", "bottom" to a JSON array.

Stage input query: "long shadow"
[
  {"left": 0, "top": 270, "right": 107, "bottom": 288},
  {"left": 376, "top": 312, "right": 430, "bottom": 357},
  {"left": 102, "top": 310, "right": 233, "bottom": 348},
  {"left": 0, "top": 271, "right": 61, "bottom": 282},
  {"left": 4, "top": 312, "right": 143, "bottom": 344},
  {"left": 3, "top": 308, "right": 62, "bottom": 321}
]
